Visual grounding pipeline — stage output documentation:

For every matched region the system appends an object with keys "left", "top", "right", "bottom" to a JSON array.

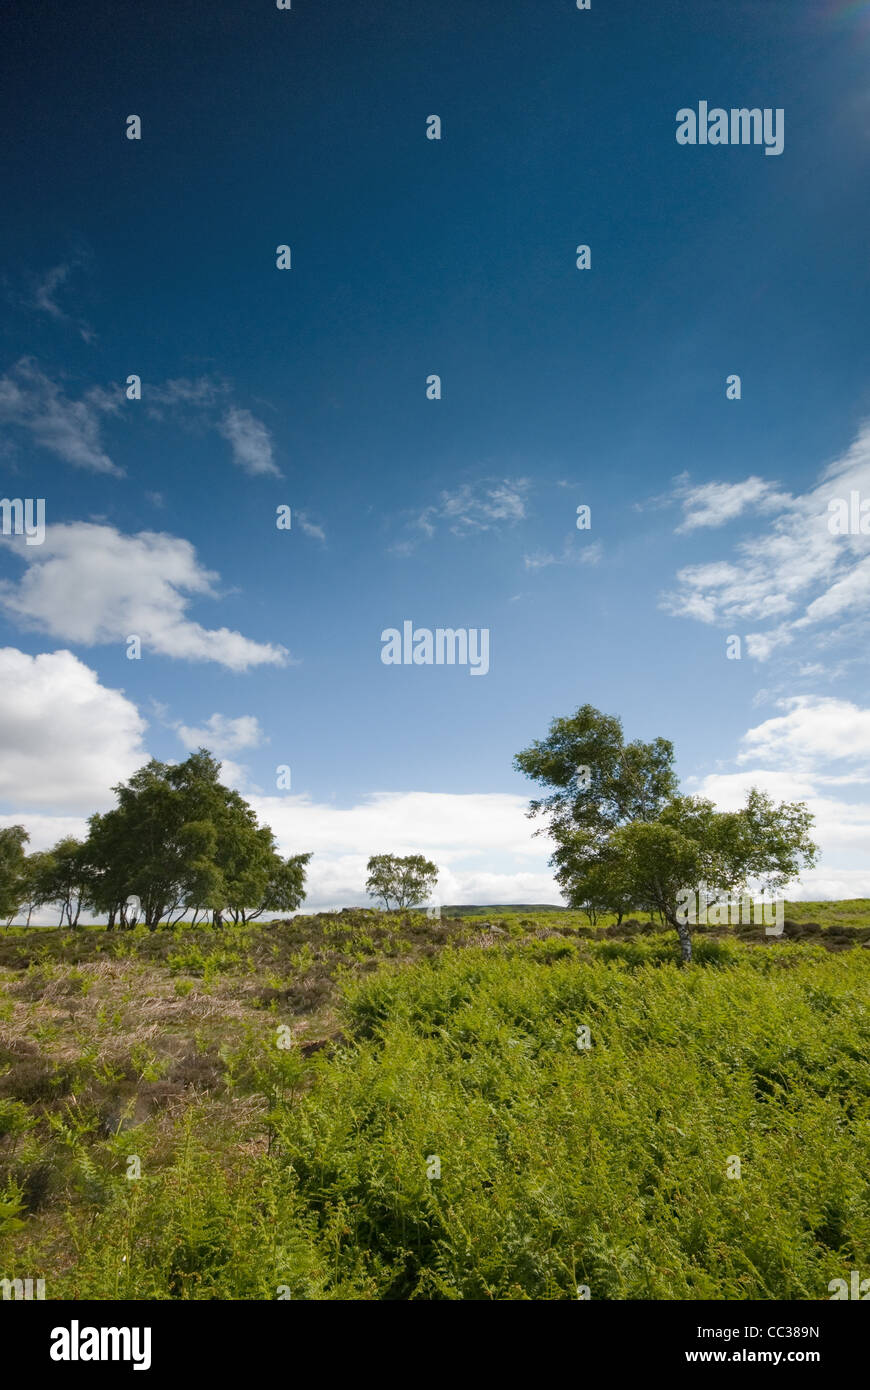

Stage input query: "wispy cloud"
[
  {"left": 34, "top": 264, "right": 71, "bottom": 319},
  {"left": 296, "top": 512, "right": 326, "bottom": 542},
  {"left": 0, "top": 358, "right": 122, "bottom": 474},
  {"left": 143, "top": 377, "right": 280, "bottom": 479},
  {"left": 674, "top": 475, "right": 793, "bottom": 532},
  {"left": 660, "top": 421, "right": 870, "bottom": 663},
  {"left": 391, "top": 478, "right": 531, "bottom": 555},
  {"left": 146, "top": 376, "right": 225, "bottom": 415},
  {"left": 31, "top": 261, "right": 95, "bottom": 342},
  {"left": 218, "top": 406, "right": 280, "bottom": 477},
  {"left": 0, "top": 343, "right": 280, "bottom": 483},
  {"left": 524, "top": 539, "right": 602, "bottom": 571}
]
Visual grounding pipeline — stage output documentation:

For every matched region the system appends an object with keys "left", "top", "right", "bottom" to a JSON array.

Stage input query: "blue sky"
[{"left": 2, "top": 0, "right": 870, "bottom": 910}]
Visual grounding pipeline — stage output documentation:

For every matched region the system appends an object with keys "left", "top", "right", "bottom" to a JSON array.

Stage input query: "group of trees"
[
  {"left": 1, "top": 704, "right": 819, "bottom": 959},
  {"left": 515, "top": 704, "right": 818, "bottom": 963},
  {"left": 0, "top": 751, "right": 311, "bottom": 930},
  {"left": 1, "top": 750, "right": 442, "bottom": 930},
  {"left": 0, "top": 829, "right": 96, "bottom": 928},
  {"left": 1, "top": 750, "right": 444, "bottom": 929}
]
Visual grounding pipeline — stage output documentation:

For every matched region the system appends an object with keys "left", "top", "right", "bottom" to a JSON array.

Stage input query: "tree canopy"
[
  {"left": 5, "top": 751, "right": 312, "bottom": 930},
  {"left": 366, "top": 854, "right": 438, "bottom": 911},
  {"left": 0, "top": 826, "right": 29, "bottom": 924},
  {"left": 516, "top": 705, "right": 818, "bottom": 961},
  {"left": 82, "top": 750, "right": 311, "bottom": 928}
]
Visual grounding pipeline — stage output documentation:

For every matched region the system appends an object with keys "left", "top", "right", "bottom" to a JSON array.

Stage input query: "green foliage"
[
  {"left": 267, "top": 943, "right": 869, "bottom": 1299},
  {"left": 0, "top": 1180, "right": 26, "bottom": 1238},
  {"left": 604, "top": 791, "right": 818, "bottom": 961},
  {"left": 0, "top": 826, "right": 29, "bottom": 923},
  {"left": 514, "top": 704, "right": 678, "bottom": 924},
  {"left": 22, "top": 838, "right": 95, "bottom": 928},
  {"left": 515, "top": 706, "right": 818, "bottom": 962},
  {"left": 82, "top": 749, "right": 312, "bottom": 929},
  {"left": 514, "top": 703, "right": 678, "bottom": 835},
  {"left": 366, "top": 854, "right": 438, "bottom": 910},
  {"left": 3, "top": 910, "right": 867, "bottom": 1300}
]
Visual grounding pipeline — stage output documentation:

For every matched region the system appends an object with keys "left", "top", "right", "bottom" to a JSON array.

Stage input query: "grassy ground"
[{"left": 1, "top": 904, "right": 868, "bottom": 1299}]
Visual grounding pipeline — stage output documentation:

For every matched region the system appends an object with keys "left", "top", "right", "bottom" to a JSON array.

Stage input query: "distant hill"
[{"left": 442, "top": 903, "right": 566, "bottom": 916}]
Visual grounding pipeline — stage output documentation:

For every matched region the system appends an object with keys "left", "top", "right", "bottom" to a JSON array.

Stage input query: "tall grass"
[{"left": 2, "top": 925, "right": 868, "bottom": 1299}]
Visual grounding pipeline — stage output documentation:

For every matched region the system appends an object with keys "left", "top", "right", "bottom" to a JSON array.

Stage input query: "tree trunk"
[{"left": 667, "top": 914, "right": 693, "bottom": 964}]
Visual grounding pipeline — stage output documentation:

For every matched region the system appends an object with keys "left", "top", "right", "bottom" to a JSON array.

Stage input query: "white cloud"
[
  {"left": 737, "top": 696, "right": 870, "bottom": 771},
  {"left": 213, "top": 759, "right": 263, "bottom": 795},
  {"left": 690, "top": 768, "right": 819, "bottom": 809},
  {"left": 0, "top": 523, "right": 288, "bottom": 671},
  {"left": 0, "top": 648, "right": 147, "bottom": 811},
  {"left": 744, "top": 628, "right": 794, "bottom": 661},
  {"left": 687, "top": 694, "right": 870, "bottom": 899},
  {"left": 675, "top": 476, "right": 793, "bottom": 532},
  {"left": 0, "top": 358, "right": 121, "bottom": 474},
  {"left": 244, "top": 789, "right": 559, "bottom": 911},
  {"left": 661, "top": 420, "right": 870, "bottom": 661},
  {"left": 796, "top": 553, "right": 870, "bottom": 625},
  {"left": 219, "top": 407, "right": 280, "bottom": 477},
  {"left": 176, "top": 713, "right": 265, "bottom": 755},
  {"left": 0, "top": 813, "right": 90, "bottom": 851}
]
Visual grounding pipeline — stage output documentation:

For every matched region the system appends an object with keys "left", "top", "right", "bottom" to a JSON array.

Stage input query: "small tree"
[
  {"left": 18, "top": 850, "right": 57, "bottom": 927},
  {"left": 599, "top": 791, "right": 817, "bottom": 963},
  {"left": 516, "top": 706, "right": 818, "bottom": 964},
  {"left": 552, "top": 836, "right": 638, "bottom": 926},
  {"left": 0, "top": 826, "right": 29, "bottom": 926},
  {"left": 366, "top": 854, "right": 438, "bottom": 911},
  {"left": 29, "top": 838, "right": 94, "bottom": 928},
  {"left": 254, "top": 852, "right": 312, "bottom": 921}
]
